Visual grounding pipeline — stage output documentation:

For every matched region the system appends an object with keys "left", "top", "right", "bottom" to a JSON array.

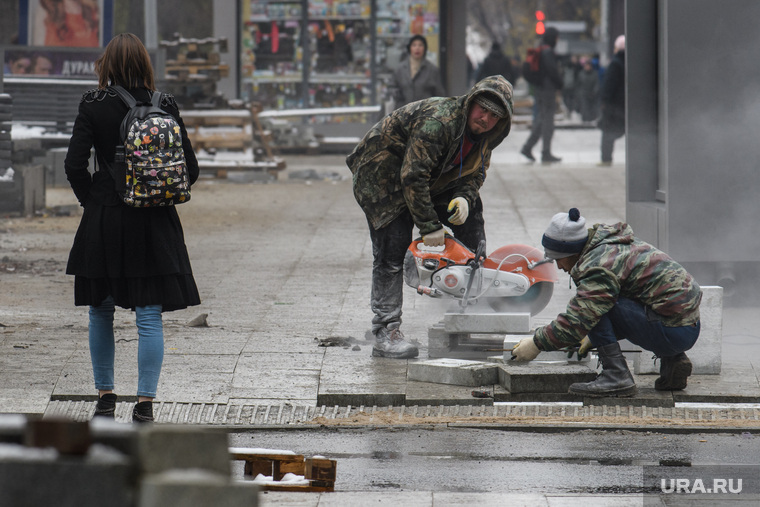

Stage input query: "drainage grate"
[{"left": 45, "top": 401, "right": 760, "bottom": 428}]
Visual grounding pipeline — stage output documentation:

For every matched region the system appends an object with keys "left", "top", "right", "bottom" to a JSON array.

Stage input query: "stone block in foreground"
[
  {"left": 408, "top": 358, "right": 499, "bottom": 387},
  {"left": 499, "top": 362, "right": 598, "bottom": 393}
]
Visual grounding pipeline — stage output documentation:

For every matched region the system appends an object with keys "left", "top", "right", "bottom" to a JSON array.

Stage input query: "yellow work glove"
[
  {"left": 447, "top": 197, "right": 469, "bottom": 225},
  {"left": 511, "top": 336, "right": 540, "bottom": 361},
  {"left": 422, "top": 227, "right": 446, "bottom": 247}
]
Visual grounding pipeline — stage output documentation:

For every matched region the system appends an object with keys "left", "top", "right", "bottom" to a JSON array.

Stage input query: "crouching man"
[{"left": 511, "top": 208, "right": 701, "bottom": 397}]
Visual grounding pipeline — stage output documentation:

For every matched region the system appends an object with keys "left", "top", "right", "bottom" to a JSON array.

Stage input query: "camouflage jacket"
[
  {"left": 346, "top": 75, "right": 514, "bottom": 235},
  {"left": 534, "top": 222, "right": 702, "bottom": 351}
]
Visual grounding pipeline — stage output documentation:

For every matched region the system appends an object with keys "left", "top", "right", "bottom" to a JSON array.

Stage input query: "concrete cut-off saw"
[{"left": 403, "top": 235, "right": 558, "bottom": 315}]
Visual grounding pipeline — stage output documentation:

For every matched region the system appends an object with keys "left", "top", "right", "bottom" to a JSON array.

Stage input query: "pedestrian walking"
[
  {"left": 511, "top": 208, "right": 701, "bottom": 397},
  {"left": 561, "top": 55, "right": 580, "bottom": 118},
  {"left": 64, "top": 33, "right": 201, "bottom": 423},
  {"left": 520, "top": 27, "right": 564, "bottom": 164},
  {"left": 598, "top": 35, "right": 626, "bottom": 165},
  {"left": 347, "top": 76, "right": 513, "bottom": 359}
]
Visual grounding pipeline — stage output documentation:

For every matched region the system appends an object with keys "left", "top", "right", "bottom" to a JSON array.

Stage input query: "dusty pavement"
[{"left": 1, "top": 128, "right": 759, "bottom": 425}]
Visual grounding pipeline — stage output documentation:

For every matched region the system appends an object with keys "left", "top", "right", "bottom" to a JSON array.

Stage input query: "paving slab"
[
  {"left": 499, "top": 362, "right": 598, "bottom": 394},
  {"left": 405, "top": 381, "right": 493, "bottom": 406},
  {"left": 230, "top": 368, "right": 320, "bottom": 402},
  {"left": 242, "top": 334, "right": 329, "bottom": 355},
  {"left": 408, "top": 358, "right": 499, "bottom": 386},
  {"left": 578, "top": 386, "right": 675, "bottom": 408},
  {"left": 434, "top": 493, "right": 548, "bottom": 506},
  {"left": 163, "top": 328, "right": 250, "bottom": 356},
  {"left": 317, "top": 348, "right": 407, "bottom": 406},
  {"left": 673, "top": 366, "right": 760, "bottom": 403},
  {"left": 442, "top": 312, "right": 531, "bottom": 333},
  {"left": 493, "top": 390, "right": 581, "bottom": 403}
]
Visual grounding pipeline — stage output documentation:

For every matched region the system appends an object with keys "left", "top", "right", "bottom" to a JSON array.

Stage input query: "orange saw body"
[{"left": 403, "top": 236, "right": 558, "bottom": 315}]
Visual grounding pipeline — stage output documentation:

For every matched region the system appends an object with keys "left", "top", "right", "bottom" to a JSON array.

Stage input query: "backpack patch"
[
  {"left": 110, "top": 86, "right": 190, "bottom": 207},
  {"left": 522, "top": 46, "right": 545, "bottom": 86}
]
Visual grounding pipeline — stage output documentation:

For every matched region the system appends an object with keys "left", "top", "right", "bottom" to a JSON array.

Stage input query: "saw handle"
[{"left": 473, "top": 240, "right": 487, "bottom": 264}]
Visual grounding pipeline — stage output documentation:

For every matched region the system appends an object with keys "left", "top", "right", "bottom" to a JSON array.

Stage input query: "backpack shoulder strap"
[
  {"left": 109, "top": 85, "right": 137, "bottom": 108},
  {"left": 149, "top": 90, "right": 164, "bottom": 108}
]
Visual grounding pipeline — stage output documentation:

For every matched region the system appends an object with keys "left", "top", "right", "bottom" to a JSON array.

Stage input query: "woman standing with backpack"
[{"left": 64, "top": 33, "right": 201, "bottom": 423}]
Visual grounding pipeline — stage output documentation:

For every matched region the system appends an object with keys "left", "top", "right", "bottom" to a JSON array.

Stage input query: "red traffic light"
[{"left": 535, "top": 10, "right": 546, "bottom": 34}]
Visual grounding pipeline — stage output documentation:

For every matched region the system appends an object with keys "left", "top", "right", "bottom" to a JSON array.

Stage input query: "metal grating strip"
[{"left": 41, "top": 401, "right": 760, "bottom": 428}]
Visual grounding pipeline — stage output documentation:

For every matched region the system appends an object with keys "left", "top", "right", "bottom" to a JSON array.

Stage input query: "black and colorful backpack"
[{"left": 108, "top": 85, "right": 190, "bottom": 207}]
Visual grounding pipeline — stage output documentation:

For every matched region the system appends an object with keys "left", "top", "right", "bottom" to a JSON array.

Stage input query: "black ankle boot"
[
  {"left": 655, "top": 352, "right": 692, "bottom": 391},
  {"left": 569, "top": 342, "right": 637, "bottom": 397},
  {"left": 94, "top": 393, "right": 117, "bottom": 419},
  {"left": 132, "top": 400, "right": 154, "bottom": 423}
]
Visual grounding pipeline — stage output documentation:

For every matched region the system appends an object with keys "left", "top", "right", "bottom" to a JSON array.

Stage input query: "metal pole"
[{"left": 144, "top": 0, "right": 158, "bottom": 49}]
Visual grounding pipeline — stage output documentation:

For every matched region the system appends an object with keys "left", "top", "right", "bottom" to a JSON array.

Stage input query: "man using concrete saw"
[
  {"left": 347, "top": 75, "right": 514, "bottom": 359},
  {"left": 511, "top": 208, "right": 702, "bottom": 396}
]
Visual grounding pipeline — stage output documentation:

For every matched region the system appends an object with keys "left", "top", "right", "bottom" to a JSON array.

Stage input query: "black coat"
[
  {"left": 600, "top": 51, "right": 625, "bottom": 133},
  {"left": 64, "top": 87, "right": 201, "bottom": 311},
  {"left": 476, "top": 49, "right": 515, "bottom": 84}
]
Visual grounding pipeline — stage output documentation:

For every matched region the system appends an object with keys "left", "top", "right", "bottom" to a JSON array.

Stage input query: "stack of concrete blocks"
[
  {"left": 0, "top": 416, "right": 258, "bottom": 507},
  {"left": 629, "top": 286, "right": 723, "bottom": 375},
  {"left": 429, "top": 311, "right": 536, "bottom": 360},
  {"left": 0, "top": 92, "right": 46, "bottom": 217},
  {"left": 0, "top": 95, "right": 10, "bottom": 170},
  {"left": 0, "top": 93, "right": 21, "bottom": 214},
  {"left": 422, "top": 310, "right": 597, "bottom": 395}
]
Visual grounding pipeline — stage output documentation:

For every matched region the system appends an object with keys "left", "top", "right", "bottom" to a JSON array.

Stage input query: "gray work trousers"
[
  {"left": 367, "top": 202, "right": 485, "bottom": 335},
  {"left": 523, "top": 88, "right": 557, "bottom": 156}
]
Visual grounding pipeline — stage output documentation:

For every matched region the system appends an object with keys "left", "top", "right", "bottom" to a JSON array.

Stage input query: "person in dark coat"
[
  {"left": 475, "top": 42, "right": 515, "bottom": 84},
  {"left": 598, "top": 35, "right": 626, "bottom": 165},
  {"left": 520, "top": 27, "right": 564, "bottom": 163},
  {"left": 64, "top": 33, "right": 201, "bottom": 423},
  {"left": 391, "top": 35, "right": 446, "bottom": 108},
  {"left": 575, "top": 56, "right": 600, "bottom": 123}
]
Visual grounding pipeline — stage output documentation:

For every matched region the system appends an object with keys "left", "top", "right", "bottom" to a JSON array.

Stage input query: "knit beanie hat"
[
  {"left": 473, "top": 92, "right": 507, "bottom": 118},
  {"left": 542, "top": 208, "right": 589, "bottom": 259}
]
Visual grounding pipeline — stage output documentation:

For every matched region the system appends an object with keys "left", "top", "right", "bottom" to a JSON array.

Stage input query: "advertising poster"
[
  {"left": 29, "top": 0, "right": 103, "bottom": 47},
  {"left": 4, "top": 48, "right": 98, "bottom": 77}
]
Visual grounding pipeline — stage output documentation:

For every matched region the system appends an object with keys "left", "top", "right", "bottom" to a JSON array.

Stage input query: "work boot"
[
  {"left": 542, "top": 153, "right": 562, "bottom": 163},
  {"left": 372, "top": 327, "right": 419, "bottom": 359},
  {"left": 132, "top": 400, "right": 154, "bottom": 423},
  {"left": 94, "top": 393, "right": 117, "bottom": 419},
  {"left": 568, "top": 342, "right": 637, "bottom": 397},
  {"left": 520, "top": 146, "right": 535, "bottom": 161},
  {"left": 655, "top": 352, "right": 692, "bottom": 391}
]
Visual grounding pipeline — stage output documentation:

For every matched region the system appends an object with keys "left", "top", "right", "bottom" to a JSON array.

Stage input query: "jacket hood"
[
  {"left": 586, "top": 222, "right": 635, "bottom": 252},
  {"left": 460, "top": 75, "right": 514, "bottom": 146}
]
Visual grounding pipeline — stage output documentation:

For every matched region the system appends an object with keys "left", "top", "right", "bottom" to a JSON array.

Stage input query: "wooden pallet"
[{"left": 230, "top": 448, "right": 337, "bottom": 492}]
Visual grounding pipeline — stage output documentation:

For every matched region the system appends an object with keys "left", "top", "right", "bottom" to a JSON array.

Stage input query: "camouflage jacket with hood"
[
  {"left": 346, "top": 75, "right": 513, "bottom": 235},
  {"left": 534, "top": 222, "right": 702, "bottom": 351}
]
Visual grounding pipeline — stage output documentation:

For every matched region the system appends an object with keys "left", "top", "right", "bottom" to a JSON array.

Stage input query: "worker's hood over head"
[{"left": 461, "top": 75, "right": 514, "bottom": 147}]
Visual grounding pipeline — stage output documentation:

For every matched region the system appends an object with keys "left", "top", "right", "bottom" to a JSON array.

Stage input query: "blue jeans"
[
  {"left": 89, "top": 296, "right": 164, "bottom": 397},
  {"left": 588, "top": 297, "right": 700, "bottom": 357}
]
